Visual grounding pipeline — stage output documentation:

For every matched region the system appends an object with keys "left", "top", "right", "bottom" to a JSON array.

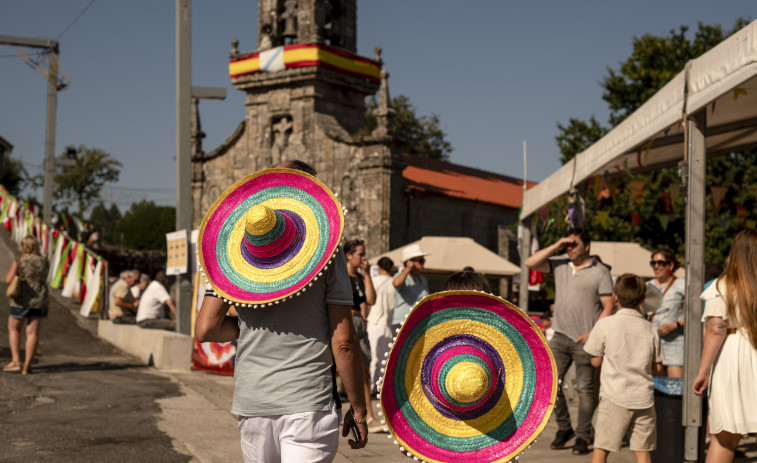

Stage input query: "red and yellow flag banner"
[{"left": 229, "top": 44, "right": 381, "bottom": 84}]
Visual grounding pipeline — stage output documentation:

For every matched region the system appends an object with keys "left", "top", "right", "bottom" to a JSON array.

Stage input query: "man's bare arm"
[
  {"left": 598, "top": 295, "right": 616, "bottom": 320},
  {"left": 165, "top": 298, "right": 177, "bottom": 316},
  {"left": 195, "top": 296, "right": 240, "bottom": 343},
  {"left": 523, "top": 237, "right": 572, "bottom": 273},
  {"left": 328, "top": 303, "right": 368, "bottom": 449}
]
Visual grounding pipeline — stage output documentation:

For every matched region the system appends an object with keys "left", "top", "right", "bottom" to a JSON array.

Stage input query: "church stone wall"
[{"left": 404, "top": 193, "right": 519, "bottom": 254}]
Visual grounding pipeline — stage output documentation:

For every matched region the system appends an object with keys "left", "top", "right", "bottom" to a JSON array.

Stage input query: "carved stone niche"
[{"left": 270, "top": 115, "right": 294, "bottom": 166}]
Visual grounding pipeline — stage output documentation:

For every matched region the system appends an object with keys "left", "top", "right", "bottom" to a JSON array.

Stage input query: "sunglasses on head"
[
  {"left": 411, "top": 257, "right": 425, "bottom": 264},
  {"left": 650, "top": 260, "right": 669, "bottom": 267}
]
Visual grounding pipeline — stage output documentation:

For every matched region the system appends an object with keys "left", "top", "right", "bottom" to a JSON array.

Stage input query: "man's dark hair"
[
  {"left": 614, "top": 273, "right": 646, "bottom": 309},
  {"left": 344, "top": 239, "right": 365, "bottom": 255},
  {"left": 441, "top": 271, "right": 491, "bottom": 293},
  {"left": 565, "top": 227, "right": 591, "bottom": 246},
  {"left": 377, "top": 256, "right": 394, "bottom": 273},
  {"left": 278, "top": 159, "right": 317, "bottom": 176},
  {"left": 541, "top": 311, "right": 552, "bottom": 321}
]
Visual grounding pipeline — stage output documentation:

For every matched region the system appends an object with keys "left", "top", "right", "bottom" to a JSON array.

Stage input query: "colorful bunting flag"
[
  {"left": 670, "top": 184, "right": 681, "bottom": 203},
  {"left": 631, "top": 213, "right": 641, "bottom": 227},
  {"left": 598, "top": 211, "right": 610, "bottom": 228},
  {"left": 736, "top": 206, "right": 747, "bottom": 227},
  {"left": 658, "top": 214, "right": 670, "bottom": 231},
  {"left": 630, "top": 179, "right": 646, "bottom": 209},
  {"left": 710, "top": 186, "right": 728, "bottom": 213}
]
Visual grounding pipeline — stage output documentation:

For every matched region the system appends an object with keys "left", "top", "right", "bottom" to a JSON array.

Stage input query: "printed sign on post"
[{"left": 166, "top": 230, "right": 188, "bottom": 275}]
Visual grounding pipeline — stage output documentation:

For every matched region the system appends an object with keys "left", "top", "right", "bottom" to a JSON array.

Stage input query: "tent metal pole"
[
  {"left": 519, "top": 216, "right": 531, "bottom": 312},
  {"left": 683, "top": 109, "right": 706, "bottom": 463}
]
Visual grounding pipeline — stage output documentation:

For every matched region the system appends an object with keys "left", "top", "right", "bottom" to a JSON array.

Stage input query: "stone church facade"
[{"left": 192, "top": 0, "right": 527, "bottom": 261}]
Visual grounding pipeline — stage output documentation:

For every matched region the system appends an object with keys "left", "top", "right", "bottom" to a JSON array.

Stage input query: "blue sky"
[{"left": 0, "top": 1, "right": 752, "bottom": 214}]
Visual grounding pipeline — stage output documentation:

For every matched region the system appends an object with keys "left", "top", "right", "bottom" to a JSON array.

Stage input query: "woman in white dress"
[{"left": 693, "top": 229, "right": 757, "bottom": 463}]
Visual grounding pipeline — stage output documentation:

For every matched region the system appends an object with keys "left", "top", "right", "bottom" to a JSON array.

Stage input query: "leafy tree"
[
  {"left": 555, "top": 117, "right": 607, "bottom": 164},
  {"left": 89, "top": 202, "right": 121, "bottom": 246},
  {"left": 116, "top": 200, "right": 175, "bottom": 250},
  {"left": 1, "top": 157, "right": 28, "bottom": 196},
  {"left": 364, "top": 95, "right": 453, "bottom": 160},
  {"left": 53, "top": 145, "right": 121, "bottom": 216},
  {"left": 549, "top": 19, "right": 752, "bottom": 265}
]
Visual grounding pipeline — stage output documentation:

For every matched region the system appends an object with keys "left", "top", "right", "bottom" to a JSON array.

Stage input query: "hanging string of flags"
[
  {"left": 0, "top": 186, "right": 106, "bottom": 317},
  {"left": 534, "top": 175, "right": 757, "bottom": 234}
]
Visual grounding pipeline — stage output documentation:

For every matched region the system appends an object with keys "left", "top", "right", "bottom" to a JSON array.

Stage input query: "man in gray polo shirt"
[{"left": 525, "top": 227, "right": 614, "bottom": 455}]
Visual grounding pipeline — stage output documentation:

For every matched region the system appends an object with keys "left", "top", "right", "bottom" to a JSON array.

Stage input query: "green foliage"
[
  {"left": 602, "top": 23, "right": 731, "bottom": 126},
  {"left": 1, "top": 157, "right": 27, "bottom": 196},
  {"left": 550, "top": 18, "right": 753, "bottom": 266},
  {"left": 364, "top": 95, "right": 453, "bottom": 160},
  {"left": 555, "top": 117, "right": 607, "bottom": 163},
  {"left": 89, "top": 202, "right": 121, "bottom": 246},
  {"left": 116, "top": 200, "right": 175, "bottom": 250},
  {"left": 53, "top": 145, "right": 121, "bottom": 216}
]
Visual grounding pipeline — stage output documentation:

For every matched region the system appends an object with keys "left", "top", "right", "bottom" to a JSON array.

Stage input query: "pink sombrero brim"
[
  {"left": 198, "top": 168, "right": 344, "bottom": 306},
  {"left": 379, "top": 291, "right": 557, "bottom": 463}
]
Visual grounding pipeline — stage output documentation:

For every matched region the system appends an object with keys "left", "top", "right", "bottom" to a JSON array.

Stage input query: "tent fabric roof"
[
  {"left": 373, "top": 236, "right": 520, "bottom": 276},
  {"left": 403, "top": 154, "right": 535, "bottom": 209},
  {"left": 586, "top": 241, "right": 685, "bottom": 279},
  {"left": 522, "top": 20, "right": 757, "bottom": 219}
]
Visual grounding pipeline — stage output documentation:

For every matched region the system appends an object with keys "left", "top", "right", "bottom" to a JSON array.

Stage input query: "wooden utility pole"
[
  {"left": 0, "top": 35, "right": 64, "bottom": 225},
  {"left": 175, "top": 0, "right": 192, "bottom": 335}
]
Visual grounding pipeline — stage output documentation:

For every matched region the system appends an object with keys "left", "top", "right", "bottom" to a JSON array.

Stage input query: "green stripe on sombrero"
[
  {"left": 438, "top": 354, "right": 493, "bottom": 409},
  {"left": 244, "top": 209, "right": 287, "bottom": 246},
  {"left": 394, "top": 306, "right": 536, "bottom": 450},
  {"left": 215, "top": 186, "right": 331, "bottom": 293}
]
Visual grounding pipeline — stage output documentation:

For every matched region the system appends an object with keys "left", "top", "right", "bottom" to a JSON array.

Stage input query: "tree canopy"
[
  {"left": 115, "top": 200, "right": 175, "bottom": 250},
  {"left": 54, "top": 145, "right": 121, "bottom": 216},
  {"left": 548, "top": 19, "right": 752, "bottom": 266},
  {"left": 0, "top": 157, "right": 27, "bottom": 196},
  {"left": 364, "top": 94, "right": 453, "bottom": 160}
]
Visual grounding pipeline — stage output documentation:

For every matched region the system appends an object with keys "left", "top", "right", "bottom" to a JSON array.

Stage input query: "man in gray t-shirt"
[
  {"left": 195, "top": 161, "right": 369, "bottom": 462},
  {"left": 525, "top": 228, "right": 614, "bottom": 455}
]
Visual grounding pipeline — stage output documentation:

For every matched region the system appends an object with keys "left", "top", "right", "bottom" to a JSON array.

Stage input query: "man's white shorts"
[{"left": 238, "top": 401, "right": 340, "bottom": 463}]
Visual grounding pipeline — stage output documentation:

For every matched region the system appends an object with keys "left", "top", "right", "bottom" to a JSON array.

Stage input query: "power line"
[{"left": 56, "top": 0, "right": 97, "bottom": 40}]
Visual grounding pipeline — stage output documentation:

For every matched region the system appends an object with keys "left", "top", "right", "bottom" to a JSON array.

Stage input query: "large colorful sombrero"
[
  {"left": 197, "top": 168, "right": 344, "bottom": 307},
  {"left": 379, "top": 291, "right": 557, "bottom": 463}
]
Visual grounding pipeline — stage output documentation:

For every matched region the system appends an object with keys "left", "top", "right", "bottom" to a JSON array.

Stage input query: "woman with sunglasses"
[
  {"left": 648, "top": 247, "right": 685, "bottom": 377},
  {"left": 694, "top": 229, "right": 757, "bottom": 462}
]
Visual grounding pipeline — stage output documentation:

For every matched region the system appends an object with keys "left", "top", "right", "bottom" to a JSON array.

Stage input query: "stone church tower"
[{"left": 192, "top": 0, "right": 407, "bottom": 257}]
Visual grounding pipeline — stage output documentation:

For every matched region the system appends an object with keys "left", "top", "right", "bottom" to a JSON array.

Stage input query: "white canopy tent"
[
  {"left": 518, "top": 20, "right": 757, "bottom": 462},
  {"left": 373, "top": 236, "right": 520, "bottom": 277},
  {"left": 522, "top": 21, "right": 757, "bottom": 219}
]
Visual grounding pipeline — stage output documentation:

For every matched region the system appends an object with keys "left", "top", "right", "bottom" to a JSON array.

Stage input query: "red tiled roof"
[{"left": 402, "top": 153, "right": 537, "bottom": 209}]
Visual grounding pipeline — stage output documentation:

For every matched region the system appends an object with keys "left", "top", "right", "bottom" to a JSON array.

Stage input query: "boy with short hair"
[{"left": 584, "top": 274, "right": 664, "bottom": 463}]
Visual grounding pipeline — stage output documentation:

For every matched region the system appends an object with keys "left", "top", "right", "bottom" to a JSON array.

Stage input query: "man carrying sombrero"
[{"left": 195, "top": 160, "right": 368, "bottom": 462}]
